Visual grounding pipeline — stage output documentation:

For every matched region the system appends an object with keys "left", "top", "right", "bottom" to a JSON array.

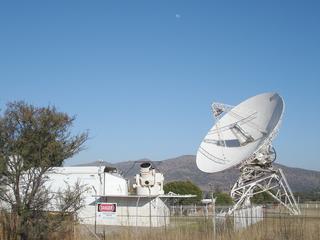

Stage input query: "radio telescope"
[{"left": 196, "top": 93, "right": 300, "bottom": 215}]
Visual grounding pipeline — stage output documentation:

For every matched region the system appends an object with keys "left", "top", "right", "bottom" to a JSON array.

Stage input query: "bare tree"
[{"left": 0, "top": 101, "right": 88, "bottom": 240}]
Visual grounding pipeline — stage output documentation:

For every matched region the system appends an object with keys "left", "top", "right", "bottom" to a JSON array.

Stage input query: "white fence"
[
  {"left": 233, "top": 205, "right": 264, "bottom": 230},
  {"left": 170, "top": 204, "right": 264, "bottom": 231}
]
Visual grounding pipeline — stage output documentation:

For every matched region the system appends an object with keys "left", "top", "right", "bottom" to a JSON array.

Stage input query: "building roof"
[{"left": 93, "top": 193, "right": 196, "bottom": 198}]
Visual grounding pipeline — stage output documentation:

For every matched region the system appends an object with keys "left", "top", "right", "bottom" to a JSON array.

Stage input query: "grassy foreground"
[{"left": 81, "top": 216, "right": 320, "bottom": 240}]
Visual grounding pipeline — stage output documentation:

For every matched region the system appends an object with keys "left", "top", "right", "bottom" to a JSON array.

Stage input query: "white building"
[
  {"left": 46, "top": 166, "right": 128, "bottom": 204},
  {"left": 45, "top": 164, "right": 182, "bottom": 227}
]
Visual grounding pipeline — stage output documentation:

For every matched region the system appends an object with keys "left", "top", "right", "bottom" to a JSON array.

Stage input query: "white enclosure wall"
[
  {"left": 45, "top": 167, "right": 128, "bottom": 207},
  {"left": 79, "top": 196, "right": 170, "bottom": 227},
  {"left": 104, "top": 174, "right": 128, "bottom": 196}
]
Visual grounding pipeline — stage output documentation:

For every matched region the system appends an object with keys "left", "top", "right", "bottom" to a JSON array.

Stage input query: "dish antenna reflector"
[
  {"left": 197, "top": 92, "right": 283, "bottom": 173},
  {"left": 196, "top": 93, "right": 300, "bottom": 215}
]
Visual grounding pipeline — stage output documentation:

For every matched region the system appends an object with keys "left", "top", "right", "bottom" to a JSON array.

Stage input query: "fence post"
[{"left": 212, "top": 198, "right": 216, "bottom": 239}]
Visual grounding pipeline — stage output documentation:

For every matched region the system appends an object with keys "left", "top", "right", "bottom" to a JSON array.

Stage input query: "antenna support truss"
[
  {"left": 228, "top": 145, "right": 300, "bottom": 215},
  {"left": 229, "top": 166, "right": 300, "bottom": 215}
]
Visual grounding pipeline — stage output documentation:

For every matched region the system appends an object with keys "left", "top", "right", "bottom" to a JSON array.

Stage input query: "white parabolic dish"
[{"left": 196, "top": 92, "right": 284, "bottom": 173}]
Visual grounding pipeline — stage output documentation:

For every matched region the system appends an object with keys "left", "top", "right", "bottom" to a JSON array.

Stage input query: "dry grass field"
[
  {"left": 79, "top": 204, "right": 320, "bottom": 240},
  {"left": 3, "top": 204, "right": 318, "bottom": 240},
  {"left": 97, "top": 217, "right": 319, "bottom": 240}
]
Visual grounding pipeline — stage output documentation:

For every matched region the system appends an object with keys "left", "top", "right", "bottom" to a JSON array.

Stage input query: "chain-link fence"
[
  {"left": 76, "top": 202, "right": 320, "bottom": 240},
  {"left": 5, "top": 203, "right": 315, "bottom": 239}
]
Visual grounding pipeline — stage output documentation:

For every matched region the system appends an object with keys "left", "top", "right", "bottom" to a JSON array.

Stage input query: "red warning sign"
[{"left": 98, "top": 203, "right": 117, "bottom": 213}]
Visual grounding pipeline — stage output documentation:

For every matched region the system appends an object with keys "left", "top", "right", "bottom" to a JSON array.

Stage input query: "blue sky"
[{"left": 0, "top": 1, "right": 319, "bottom": 170}]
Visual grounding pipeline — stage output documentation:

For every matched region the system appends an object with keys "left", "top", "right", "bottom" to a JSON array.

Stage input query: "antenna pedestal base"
[{"left": 229, "top": 167, "right": 300, "bottom": 215}]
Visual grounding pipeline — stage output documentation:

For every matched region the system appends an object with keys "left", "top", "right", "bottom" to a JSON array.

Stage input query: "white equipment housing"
[
  {"left": 46, "top": 166, "right": 128, "bottom": 206},
  {"left": 196, "top": 93, "right": 300, "bottom": 215},
  {"left": 133, "top": 162, "right": 164, "bottom": 196}
]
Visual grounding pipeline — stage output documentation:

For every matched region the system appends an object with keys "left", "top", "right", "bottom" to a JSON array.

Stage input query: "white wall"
[
  {"left": 79, "top": 196, "right": 170, "bottom": 227},
  {"left": 45, "top": 166, "right": 128, "bottom": 207}
]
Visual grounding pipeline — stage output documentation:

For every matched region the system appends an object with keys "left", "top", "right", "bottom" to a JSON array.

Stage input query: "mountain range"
[{"left": 75, "top": 155, "right": 320, "bottom": 192}]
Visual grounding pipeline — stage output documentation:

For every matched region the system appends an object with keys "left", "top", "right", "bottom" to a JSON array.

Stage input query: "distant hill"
[{"left": 75, "top": 155, "right": 320, "bottom": 192}]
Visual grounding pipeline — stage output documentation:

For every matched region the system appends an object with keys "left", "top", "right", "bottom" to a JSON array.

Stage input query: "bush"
[
  {"left": 164, "top": 181, "right": 202, "bottom": 204},
  {"left": 214, "top": 192, "right": 233, "bottom": 205}
]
